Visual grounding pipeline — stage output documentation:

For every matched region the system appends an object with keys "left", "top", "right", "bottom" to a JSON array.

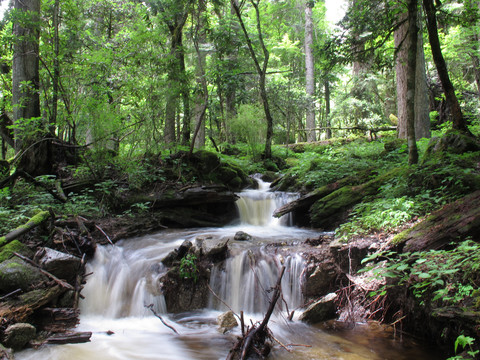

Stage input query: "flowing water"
[{"left": 17, "top": 180, "right": 440, "bottom": 360}]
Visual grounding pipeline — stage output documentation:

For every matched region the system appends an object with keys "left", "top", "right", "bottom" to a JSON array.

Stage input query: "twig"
[
  {"left": 13, "top": 252, "right": 74, "bottom": 291},
  {"left": 0, "top": 288, "right": 22, "bottom": 301},
  {"left": 145, "top": 304, "right": 179, "bottom": 335}
]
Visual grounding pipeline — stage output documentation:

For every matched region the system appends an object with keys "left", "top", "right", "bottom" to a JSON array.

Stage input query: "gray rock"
[
  {"left": 299, "top": 293, "right": 338, "bottom": 323},
  {"left": 203, "top": 239, "right": 229, "bottom": 261},
  {"left": 2, "top": 323, "right": 36, "bottom": 350},
  {"left": 217, "top": 310, "right": 238, "bottom": 333},
  {"left": 0, "top": 259, "right": 48, "bottom": 293},
  {"left": 34, "top": 247, "right": 81, "bottom": 283},
  {"left": 234, "top": 231, "right": 252, "bottom": 241}
]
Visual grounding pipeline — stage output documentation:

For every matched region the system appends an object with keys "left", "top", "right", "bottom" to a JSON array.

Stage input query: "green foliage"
[
  {"left": 447, "top": 335, "right": 479, "bottom": 360},
  {"left": 230, "top": 104, "right": 266, "bottom": 159},
  {"left": 179, "top": 253, "right": 198, "bottom": 282},
  {"left": 362, "top": 240, "right": 480, "bottom": 307}
]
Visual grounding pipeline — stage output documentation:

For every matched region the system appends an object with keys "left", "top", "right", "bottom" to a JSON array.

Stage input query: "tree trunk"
[
  {"left": 51, "top": 0, "right": 60, "bottom": 126},
  {"left": 406, "top": 0, "right": 419, "bottom": 165},
  {"left": 231, "top": 0, "right": 273, "bottom": 159},
  {"left": 325, "top": 80, "right": 331, "bottom": 139},
  {"left": 305, "top": 1, "right": 316, "bottom": 142},
  {"left": 395, "top": 6, "right": 430, "bottom": 140},
  {"left": 423, "top": 0, "right": 471, "bottom": 134},
  {"left": 12, "top": 0, "right": 41, "bottom": 153}
]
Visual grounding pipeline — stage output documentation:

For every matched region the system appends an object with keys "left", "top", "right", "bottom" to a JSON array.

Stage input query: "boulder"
[
  {"left": 299, "top": 293, "right": 338, "bottom": 323},
  {"left": 2, "top": 322, "right": 36, "bottom": 350},
  {"left": 0, "top": 259, "right": 48, "bottom": 293},
  {"left": 203, "top": 239, "right": 229, "bottom": 262},
  {"left": 34, "top": 247, "right": 81, "bottom": 283},
  {"left": 304, "top": 259, "right": 339, "bottom": 298},
  {"left": 217, "top": 310, "right": 238, "bottom": 333},
  {"left": 234, "top": 231, "right": 252, "bottom": 241}
]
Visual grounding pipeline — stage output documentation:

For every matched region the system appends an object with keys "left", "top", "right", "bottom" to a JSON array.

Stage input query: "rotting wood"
[
  {"left": 39, "top": 307, "right": 80, "bottom": 332},
  {"left": 44, "top": 331, "right": 92, "bottom": 344},
  {"left": 73, "top": 254, "right": 86, "bottom": 308},
  {"left": 0, "top": 211, "right": 51, "bottom": 248}
]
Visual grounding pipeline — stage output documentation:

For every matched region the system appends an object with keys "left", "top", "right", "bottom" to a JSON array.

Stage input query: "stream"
[{"left": 18, "top": 179, "right": 440, "bottom": 360}]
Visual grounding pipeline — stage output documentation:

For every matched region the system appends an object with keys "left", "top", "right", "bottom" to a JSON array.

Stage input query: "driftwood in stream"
[
  {"left": 226, "top": 267, "right": 286, "bottom": 360},
  {"left": 43, "top": 331, "right": 92, "bottom": 344},
  {"left": 38, "top": 308, "right": 80, "bottom": 332}
]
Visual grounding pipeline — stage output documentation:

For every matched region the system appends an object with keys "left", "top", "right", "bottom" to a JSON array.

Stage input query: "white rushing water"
[{"left": 17, "top": 180, "right": 440, "bottom": 360}]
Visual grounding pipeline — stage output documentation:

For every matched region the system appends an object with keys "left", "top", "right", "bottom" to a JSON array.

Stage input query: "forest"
[{"left": 0, "top": 0, "right": 480, "bottom": 359}]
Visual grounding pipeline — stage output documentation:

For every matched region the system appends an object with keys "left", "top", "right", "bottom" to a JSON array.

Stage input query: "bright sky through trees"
[{"left": 326, "top": 0, "right": 346, "bottom": 23}]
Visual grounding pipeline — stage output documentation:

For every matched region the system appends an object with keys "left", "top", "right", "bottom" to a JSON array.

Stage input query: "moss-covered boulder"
[
  {"left": 423, "top": 131, "right": 480, "bottom": 160},
  {"left": 2, "top": 323, "right": 36, "bottom": 350},
  {"left": 0, "top": 259, "right": 48, "bottom": 293}
]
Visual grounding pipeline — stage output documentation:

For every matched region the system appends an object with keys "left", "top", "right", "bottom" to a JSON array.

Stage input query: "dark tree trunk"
[
  {"left": 423, "top": 0, "right": 472, "bottom": 134},
  {"left": 406, "top": 0, "right": 419, "bottom": 164},
  {"left": 325, "top": 80, "right": 331, "bottom": 139}
]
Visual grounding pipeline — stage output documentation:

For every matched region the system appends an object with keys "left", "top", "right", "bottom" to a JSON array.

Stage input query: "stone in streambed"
[
  {"left": 217, "top": 310, "right": 238, "bottom": 333},
  {"left": 299, "top": 293, "right": 338, "bottom": 323},
  {"left": 2, "top": 323, "right": 36, "bottom": 350},
  {"left": 234, "top": 231, "right": 252, "bottom": 241}
]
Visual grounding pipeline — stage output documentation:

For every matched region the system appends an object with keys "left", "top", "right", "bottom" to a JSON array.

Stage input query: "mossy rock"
[
  {"left": 0, "top": 240, "right": 33, "bottom": 263},
  {"left": 383, "top": 138, "right": 407, "bottom": 153},
  {"left": 0, "top": 259, "right": 48, "bottom": 293},
  {"left": 192, "top": 150, "right": 221, "bottom": 173},
  {"left": 423, "top": 131, "right": 480, "bottom": 162}
]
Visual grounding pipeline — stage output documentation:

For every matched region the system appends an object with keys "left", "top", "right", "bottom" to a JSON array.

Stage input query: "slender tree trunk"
[
  {"left": 406, "top": 0, "right": 419, "bottom": 164},
  {"left": 231, "top": 0, "right": 273, "bottom": 159},
  {"left": 423, "top": 0, "right": 471, "bottom": 134},
  {"left": 305, "top": 1, "right": 316, "bottom": 142},
  {"left": 395, "top": 6, "right": 430, "bottom": 140},
  {"left": 325, "top": 80, "right": 331, "bottom": 139},
  {"left": 51, "top": 0, "right": 60, "bottom": 126},
  {"left": 192, "top": 0, "right": 208, "bottom": 149}
]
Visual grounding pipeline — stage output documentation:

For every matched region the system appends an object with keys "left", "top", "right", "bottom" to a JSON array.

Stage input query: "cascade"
[
  {"left": 235, "top": 177, "right": 297, "bottom": 226},
  {"left": 16, "top": 181, "right": 439, "bottom": 360}
]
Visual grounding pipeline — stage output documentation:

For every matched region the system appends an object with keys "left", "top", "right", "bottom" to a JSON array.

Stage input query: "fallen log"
[
  {"left": 39, "top": 308, "right": 80, "bottom": 332},
  {"left": 0, "top": 211, "right": 51, "bottom": 248},
  {"left": 44, "top": 331, "right": 92, "bottom": 345}
]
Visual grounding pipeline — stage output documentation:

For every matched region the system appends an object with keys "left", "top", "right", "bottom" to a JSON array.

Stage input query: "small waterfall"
[
  {"left": 235, "top": 177, "right": 297, "bottom": 226},
  {"left": 80, "top": 245, "right": 167, "bottom": 318},
  {"left": 209, "top": 249, "right": 306, "bottom": 314}
]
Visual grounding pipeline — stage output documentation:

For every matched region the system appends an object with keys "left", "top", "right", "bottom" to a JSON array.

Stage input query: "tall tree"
[
  {"left": 12, "top": 0, "right": 52, "bottom": 175},
  {"left": 423, "top": 0, "right": 471, "bottom": 134},
  {"left": 231, "top": 0, "right": 274, "bottom": 159},
  {"left": 394, "top": 3, "right": 430, "bottom": 140},
  {"left": 406, "top": 0, "right": 419, "bottom": 164},
  {"left": 305, "top": 0, "right": 316, "bottom": 142}
]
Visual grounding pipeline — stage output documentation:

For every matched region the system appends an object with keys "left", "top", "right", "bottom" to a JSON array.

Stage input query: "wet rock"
[
  {"left": 2, "top": 323, "right": 36, "bottom": 350},
  {"left": 217, "top": 310, "right": 238, "bottom": 333},
  {"left": 299, "top": 293, "right": 338, "bottom": 323},
  {"left": 203, "top": 239, "right": 229, "bottom": 262},
  {"left": 329, "top": 239, "right": 370, "bottom": 273},
  {"left": 304, "top": 259, "right": 339, "bottom": 298},
  {"left": 161, "top": 240, "right": 193, "bottom": 266},
  {"left": 34, "top": 247, "right": 81, "bottom": 283},
  {"left": 234, "top": 231, "right": 252, "bottom": 241},
  {"left": 0, "top": 259, "right": 48, "bottom": 293}
]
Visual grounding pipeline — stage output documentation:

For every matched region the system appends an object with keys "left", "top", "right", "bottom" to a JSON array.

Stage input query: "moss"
[
  {"left": 0, "top": 240, "right": 32, "bottom": 263},
  {"left": 391, "top": 227, "right": 414, "bottom": 246},
  {"left": 0, "top": 236, "right": 6, "bottom": 248}
]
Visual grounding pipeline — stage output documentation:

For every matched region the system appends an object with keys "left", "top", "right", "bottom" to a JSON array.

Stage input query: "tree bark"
[
  {"left": 231, "top": 0, "right": 274, "bottom": 159},
  {"left": 305, "top": 1, "right": 316, "bottom": 142},
  {"left": 423, "top": 0, "right": 471, "bottom": 134},
  {"left": 325, "top": 80, "right": 331, "bottom": 139},
  {"left": 406, "top": 0, "right": 419, "bottom": 165},
  {"left": 395, "top": 5, "right": 430, "bottom": 140}
]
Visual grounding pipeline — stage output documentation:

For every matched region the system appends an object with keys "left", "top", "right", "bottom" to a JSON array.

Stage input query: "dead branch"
[
  {"left": 145, "top": 304, "right": 179, "bottom": 335},
  {"left": 13, "top": 252, "right": 74, "bottom": 291}
]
